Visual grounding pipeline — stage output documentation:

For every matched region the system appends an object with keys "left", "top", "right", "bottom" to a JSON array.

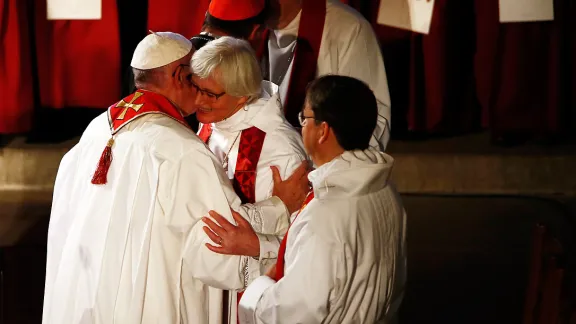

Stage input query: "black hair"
[
  {"left": 305, "top": 75, "right": 378, "bottom": 151},
  {"left": 201, "top": 5, "right": 267, "bottom": 40},
  {"left": 190, "top": 33, "right": 216, "bottom": 50}
]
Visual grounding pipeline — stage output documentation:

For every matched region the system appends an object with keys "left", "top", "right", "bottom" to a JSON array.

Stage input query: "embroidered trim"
[{"left": 242, "top": 256, "right": 250, "bottom": 289}]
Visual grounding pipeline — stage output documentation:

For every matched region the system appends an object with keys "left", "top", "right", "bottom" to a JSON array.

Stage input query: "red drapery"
[
  {"left": 147, "top": 0, "right": 210, "bottom": 38},
  {"left": 1, "top": 0, "right": 573, "bottom": 139},
  {"left": 34, "top": 0, "right": 121, "bottom": 110},
  {"left": 0, "top": 0, "right": 34, "bottom": 134},
  {"left": 474, "top": 0, "right": 572, "bottom": 139},
  {"left": 351, "top": 0, "right": 574, "bottom": 140}
]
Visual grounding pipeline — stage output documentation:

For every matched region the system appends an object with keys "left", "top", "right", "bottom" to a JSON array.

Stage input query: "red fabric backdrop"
[
  {"left": 34, "top": 0, "right": 121, "bottom": 110},
  {"left": 147, "top": 0, "right": 210, "bottom": 38},
  {"left": 352, "top": 0, "right": 574, "bottom": 140},
  {"left": 0, "top": 0, "right": 34, "bottom": 134},
  {"left": 0, "top": 0, "right": 573, "bottom": 140}
]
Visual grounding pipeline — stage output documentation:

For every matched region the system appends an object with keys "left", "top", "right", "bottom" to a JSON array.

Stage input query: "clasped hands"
[{"left": 202, "top": 161, "right": 311, "bottom": 257}]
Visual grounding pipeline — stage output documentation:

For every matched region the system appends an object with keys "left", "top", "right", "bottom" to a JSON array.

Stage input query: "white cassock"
[
  {"left": 239, "top": 148, "right": 407, "bottom": 324},
  {"left": 266, "top": 0, "right": 391, "bottom": 151},
  {"left": 201, "top": 83, "right": 308, "bottom": 321},
  {"left": 43, "top": 112, "right": 290, "bottom": 324}
]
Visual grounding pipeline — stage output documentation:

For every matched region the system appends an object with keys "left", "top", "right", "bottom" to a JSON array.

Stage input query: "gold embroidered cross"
[{"left": 115, "top": 92, "right": 144, "bottom": 120}]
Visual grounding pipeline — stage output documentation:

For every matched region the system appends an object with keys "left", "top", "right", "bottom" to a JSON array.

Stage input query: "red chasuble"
[
  {"left": 34, "top": 0, "right": 121, "bottom": 110},
  {"left": 0, "top": 0, "right": 34, "bottom": 134},
  {"left": 91, "top": 90, "right": 188, "bottom": 185},
  {"left": 273, "top": 191, "right": 315, "bottom": 281}
]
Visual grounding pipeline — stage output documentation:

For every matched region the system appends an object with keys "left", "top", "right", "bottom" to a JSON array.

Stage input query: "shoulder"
[
  {"left": 324, "top": 0, "right": 373, "bottom": 39},
  {"left": 262, "top": 123, "right": 306, "bottom": 159},
  {"left": 136, "top": 114, "right": 209, "bottom": 161},
  {"left": 294, "top": 200, "right": 347, "bottom": 245}
]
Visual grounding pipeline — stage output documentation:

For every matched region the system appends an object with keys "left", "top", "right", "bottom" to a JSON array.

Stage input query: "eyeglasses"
[
  {"left": 190, "top": 79, "right": 226, "bottom": 102},
  {"left": 298, "top": 111, "right": 316, "bottom": 127}
]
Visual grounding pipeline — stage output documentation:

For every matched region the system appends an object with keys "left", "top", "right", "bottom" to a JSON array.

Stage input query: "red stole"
[
  {"left": 198, "top": 124, "right": 267, "bottom": 204},
  {"left": 91, "top": 90, "right": 189, "bottom": 185},
  {"left": 258, "top": 0, "right": 326, "bottom": 127},
  {"left": 274, "top": 191, "right": 315, "bottom": 281}
]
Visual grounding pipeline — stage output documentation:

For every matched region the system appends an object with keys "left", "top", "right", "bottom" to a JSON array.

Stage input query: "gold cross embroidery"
[{"left": 115, "top": 92, "right": 144, "bottom": 120}]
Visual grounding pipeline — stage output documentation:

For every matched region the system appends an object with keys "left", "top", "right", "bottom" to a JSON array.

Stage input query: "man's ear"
[{"left": 318, "top": 122, "right": 330, "bottom": 145}]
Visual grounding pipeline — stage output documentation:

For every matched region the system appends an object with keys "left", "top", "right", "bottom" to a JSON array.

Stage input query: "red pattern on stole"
[
  {"left": 108, "top": 90, "right": 188, "bottom": 134},
  {"left": 232, "top": 127, "right": 266, "bottom": 204},
  {"left": 273, "top": 191, "right": 315, "bottom": 281}
]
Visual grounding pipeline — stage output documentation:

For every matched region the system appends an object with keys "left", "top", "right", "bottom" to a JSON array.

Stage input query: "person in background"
[{"left": 204, "top": 0, "right": 392, "bottom": 151}]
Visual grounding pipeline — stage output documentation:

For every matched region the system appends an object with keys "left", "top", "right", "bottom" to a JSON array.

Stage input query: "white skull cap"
[{"left": 130, "top": 31, "right": 192, "bottom": 70}]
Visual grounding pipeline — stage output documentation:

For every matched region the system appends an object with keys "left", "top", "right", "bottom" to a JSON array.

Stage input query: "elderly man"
[
  {"left": 191, "top": 35, "right": 307, "bottom": 322},
  {"left": 206, "top": 75, "right": 407, "bottom": 323},
  {"left": 199, "top": 0, "right": 267, "bottom": 50},
  {"left": 42, "top": 31, "right": 308, "bottom": 324},
  {"left": 203, "top": 0, "right": 392, "bottom": 151}
]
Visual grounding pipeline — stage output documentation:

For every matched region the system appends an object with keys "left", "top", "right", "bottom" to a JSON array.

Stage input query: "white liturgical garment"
[
  {"left": 267, "top": 0, "right": 392, "bottom": 151},
  {"left": 201, "top": 85, "right": 307, "bottom": 322},
  {"left": 239, "top": 148, "right": 407, "bottom": 324},
  {"left": 43, "top": 112, "right": 289, "bottom": 324},
  {"left": 202, "top": 84, "right": 307, "bottom": 269}
]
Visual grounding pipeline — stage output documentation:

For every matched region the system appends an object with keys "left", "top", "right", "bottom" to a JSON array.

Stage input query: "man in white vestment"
[
  {"left": 204, "top": 0, "right": 392, "bottom": 151},
  {"left": 190, "top": 35, "right": 308, "bottom": 321},
  {"left": 208, "top": 75, "right": 407, "bottom": 323},
  {"left": 42, "top": 31, "right": 309, "bottom": 324}
]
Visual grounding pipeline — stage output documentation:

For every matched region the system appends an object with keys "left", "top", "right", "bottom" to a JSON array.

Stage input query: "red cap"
[{"left": 208, "top": 0, "right": 265, "bottom": 21}]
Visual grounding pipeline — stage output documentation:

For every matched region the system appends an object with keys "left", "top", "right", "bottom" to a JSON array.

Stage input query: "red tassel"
[{"left": 91, "top": 138, "right": 114, "bottom": 185}]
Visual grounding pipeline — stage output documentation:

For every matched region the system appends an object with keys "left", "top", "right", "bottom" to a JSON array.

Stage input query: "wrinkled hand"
[
  {"left": 265, "top": 262, "right": 277, "bottom": 279},
  {"left": 202, "top": 209, "right": 260, "bottom": 257},
  {"left": 272, "top": 161, "right": 311, "bottom": 214}
]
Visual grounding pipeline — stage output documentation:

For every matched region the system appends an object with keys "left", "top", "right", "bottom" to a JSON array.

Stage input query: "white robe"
[
  {"left": 239, "top": 149, "right": 407, "bottom": 324},
  {"left": 266, "top": 0, "right": 392, "bottom": 151},
  {"left": 201, "top": 88, "right": 308, "bottom": 322},
  {"left": 43, "top": 112, "right": 290, "bottom": 324}
]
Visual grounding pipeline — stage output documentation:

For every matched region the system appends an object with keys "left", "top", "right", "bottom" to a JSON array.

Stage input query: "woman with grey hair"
[{"left": 191, "top": 36, "right": 308, "bottom": 323}]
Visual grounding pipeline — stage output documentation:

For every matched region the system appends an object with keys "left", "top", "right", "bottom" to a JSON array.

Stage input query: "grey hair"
[
  {"left": 132, "top": 67, "right": 165, "bottom": 89},
  {"left": 191, "top": 36, "right": 262, "bottom": 102}
]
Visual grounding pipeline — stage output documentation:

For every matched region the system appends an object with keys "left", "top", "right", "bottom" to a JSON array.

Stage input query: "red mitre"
[{"left": 208, "top": 0, "right": 265, "bottom": 21}]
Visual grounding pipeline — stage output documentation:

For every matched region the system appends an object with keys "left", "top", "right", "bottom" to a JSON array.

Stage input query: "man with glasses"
[
  {"left": 43, "top": 31, "right": 309, "bottom": 324},
  {"left": 209, "top": 75, "right": 407, "bottom": 324},
  {"left": 190, "top": 36, "right": 308, "bottom": 322}
]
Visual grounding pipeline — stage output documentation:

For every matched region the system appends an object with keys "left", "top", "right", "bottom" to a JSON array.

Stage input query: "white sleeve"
[
  {"left": 239, "top": 223, "right": 344, "bottom": 324},
  {"left": 338, "top": 20, "right": 391, "bottom": 151},
  {"left": 160, "top": 149, "right": 290, "bottom": 290}
]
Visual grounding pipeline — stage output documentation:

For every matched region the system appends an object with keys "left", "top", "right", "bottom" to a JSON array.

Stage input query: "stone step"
[{"left": 0, "top": 133, "right": 575, "bottom": 196}]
